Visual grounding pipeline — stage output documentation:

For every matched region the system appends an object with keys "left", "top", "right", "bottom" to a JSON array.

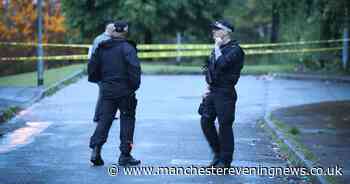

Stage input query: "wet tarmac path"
[{"left": 1, "top": 76, "right": 350, "bottom": 184}]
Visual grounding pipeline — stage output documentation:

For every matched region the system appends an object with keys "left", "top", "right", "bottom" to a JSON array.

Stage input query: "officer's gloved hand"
[
  {"left": 115, "top": 110, "right": 120, "bottom": 119},
  {"left": 214, "top": 37, "right": 223, "bottom": 60}
]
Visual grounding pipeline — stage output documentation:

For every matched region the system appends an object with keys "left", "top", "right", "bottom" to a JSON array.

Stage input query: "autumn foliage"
[{"left": 0, "top": 0, "right": 66, "bottom": 43}]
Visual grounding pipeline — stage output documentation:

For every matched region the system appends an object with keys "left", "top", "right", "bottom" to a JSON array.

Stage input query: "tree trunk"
[
  {"left": 4, "top": 0, "right": 10, "bottom": 26},
  {"left": 270, "top": 2, "right": 280, "bottom": 43},
  {"left": 343, "top": 6, "right": 349, "bottom": 70},
  {"left": 318, "top": 1, "right": 330, "bottom": 69},
  {"left": 144, "top": 29, "right": 153, "bottom": 44}
]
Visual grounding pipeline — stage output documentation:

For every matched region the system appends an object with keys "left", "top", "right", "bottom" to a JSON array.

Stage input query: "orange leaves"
[
  {"left": 0, "top": 0, "right": 66, "bottom": 42},
  {"left": 44, "top": 12, "right": 66, "bottom": 34}
]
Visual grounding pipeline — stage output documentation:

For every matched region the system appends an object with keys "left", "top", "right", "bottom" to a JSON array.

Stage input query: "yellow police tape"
[
  {"left": 138, "top": 44, "right": 212, "bottom": 50},
  {"left": 0, "top": 42, "right": 91, "bottom": 48},
  {"left": 0, "top": 38, "right": 349, "bottom": 50},
  {"left": 0, "top": 55, "right": 87, "bottom": 61},
  {"left": 244, "top": 47, "right": 342, "bottom": 55},
  {"left": 0, "top": 47, "right": 343, "bottom": 61},
  {"left": 138, "top": 39, "right": 350, "bottom": 50},
  {"left": 242, "top": 39, "right": 350, "bottom": 48}
]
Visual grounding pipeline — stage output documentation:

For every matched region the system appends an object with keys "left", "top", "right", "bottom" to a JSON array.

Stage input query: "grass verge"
[
  {"left": 0, "top": 106, "right": 21, "bottom": 124},
  {"left": 0, "top": 64, "right": 86, "bottom": 87},
  {"left": 264, "top": 114, "right": 340, "bottom": 184},
  {"left": 0, "top": 63, "right": 295, "bottom": 87},
  {"left": 141, "top": 63, "right": 296, "bottom": 75}
]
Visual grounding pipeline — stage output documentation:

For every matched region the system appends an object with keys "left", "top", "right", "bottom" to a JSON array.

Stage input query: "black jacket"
[
  {"left": 88, "top": 38, "right": 141, "bottom": 98},
  {"left": 204, "top": 40, "right": 244, "bottom": 92}
]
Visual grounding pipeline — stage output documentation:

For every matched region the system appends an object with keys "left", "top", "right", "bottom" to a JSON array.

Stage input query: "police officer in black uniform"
[
  {"left": 87, "top": 21, "right": 141, "bottom": 166},
  {"left": 198, "top": 20, "right": 244, "bottom": 168}
]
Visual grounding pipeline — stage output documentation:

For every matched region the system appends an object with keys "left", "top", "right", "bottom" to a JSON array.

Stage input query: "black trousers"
[
  {"left": 90, "top": 93, "right": 137, "bottom": 155},
  {"left": 198, "top": 90, "right": 237, "bottom": 164},
  {"left": 94, "top": 84, "right": 118, "bottom": 122}
]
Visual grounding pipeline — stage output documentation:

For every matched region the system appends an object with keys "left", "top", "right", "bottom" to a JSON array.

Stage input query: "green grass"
[
  {"left": 0, "top": 64, "right": 85, "bottom": 87},
  {"left": 141, "top": 63, "right": 296, "bottom": 75},
  {"left": 0, "top": 106, "right": 21, "bottom": 123},
  {"left": 0, "top": 63, "right": 296, "bottom": 87},
  {"left": 289, "top": 126, "right": 300, "bottom": 135},
  {"left": 242, "top": 64, "right": 295, "bottom": 74},
  {"left": 141, "top": 63, "right": 201, "bottom": 74}
]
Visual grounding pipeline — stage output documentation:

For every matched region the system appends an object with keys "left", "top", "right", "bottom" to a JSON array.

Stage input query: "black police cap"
[
  {"left": 210, "top": 20, "right": 234, "bottom": 32},
  {"left": 114, "top": 21, "right": 129, "bottom": 33}
]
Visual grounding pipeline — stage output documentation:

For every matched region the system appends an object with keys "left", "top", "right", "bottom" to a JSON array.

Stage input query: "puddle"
[{"left": 0, "top": 121, "right": 51, "bottom": 153}]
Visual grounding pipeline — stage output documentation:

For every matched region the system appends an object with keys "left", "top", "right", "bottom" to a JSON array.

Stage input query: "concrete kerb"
[
  {"left": 263, "top": 111, "right": 330, "bottom": 184},
  {"left": 21, "top": 68, "right": 86, "bottom": 108}
]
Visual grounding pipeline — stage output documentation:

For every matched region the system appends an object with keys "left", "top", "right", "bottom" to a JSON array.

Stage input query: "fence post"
[
  {"left": 37, "top": 0, "right": 44, "bottom": 87},
  {"left": 176, "top": 32, "right": 182, "bottom": 64},
  {"left": 343, "top": 27, "right": 349, "bottom": 70}
]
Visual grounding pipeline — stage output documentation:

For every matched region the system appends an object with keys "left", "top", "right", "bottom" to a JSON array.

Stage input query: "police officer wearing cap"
[
  {"left": 198, "top": 20, "right": 244, "bottom": 168},
  {"left": 88, "top": 20, "right": 141, "bottom": 166}
]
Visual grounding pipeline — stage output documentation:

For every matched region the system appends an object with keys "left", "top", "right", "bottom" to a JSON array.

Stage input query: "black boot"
[
  {"left": 90, "top": 145, "right": 104, "bottom": 166},
  {"left": 208, "top": 154, "right": 220, "bottom": 167},
  {"left": 118, "top": 153, "right": 141, "bottom": 166}
]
